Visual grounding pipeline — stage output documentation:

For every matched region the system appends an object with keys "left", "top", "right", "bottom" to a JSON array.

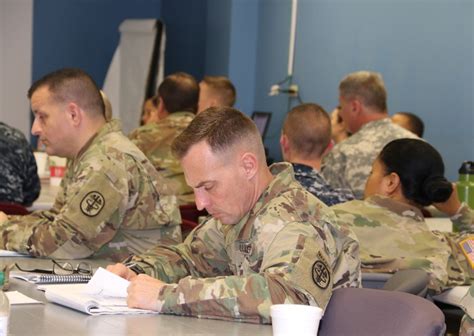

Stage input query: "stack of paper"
[{"left": 44, "top": 267, "right": 158, "bottom": 315}]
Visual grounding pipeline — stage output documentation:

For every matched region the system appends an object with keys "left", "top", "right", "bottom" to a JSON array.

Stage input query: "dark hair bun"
[{"left": 422, "top": 176, "right": 452, "bottom": 203}]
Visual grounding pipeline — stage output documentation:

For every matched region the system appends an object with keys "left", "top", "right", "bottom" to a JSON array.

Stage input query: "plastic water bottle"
[
  {"left": 457, "top": 161, "right": 474, "bottom": 209},
  {"left": 0, "top": 272, "right": 10, "bottom": 336}
]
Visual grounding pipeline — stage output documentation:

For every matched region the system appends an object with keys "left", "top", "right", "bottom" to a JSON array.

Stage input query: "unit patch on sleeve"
[{"left": 80, "top": 191, "right": 105, "bottom": 217}]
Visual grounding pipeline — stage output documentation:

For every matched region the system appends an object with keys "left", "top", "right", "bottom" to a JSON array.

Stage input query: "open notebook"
[
  {"left": 44, "top": 267, "right": 157, "bottom": 315},
  {"left": 11, "top": 271, "right": 92, "bottom": 284}
]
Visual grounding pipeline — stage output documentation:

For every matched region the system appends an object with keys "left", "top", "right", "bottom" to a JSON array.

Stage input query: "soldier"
[
  {"left": 129, "top": 72, "right": 198, "bottom": 205},
  {"left": 280, "top": 103, "right": 355, "bottom": 206},
  {"left": 391, "top": 111, "right": 425, "bottom": 137},
  {"left": 0, "top": 122, "right": 40, "bottom": 206},
  {"left": 321, "top": 71, "right": 418, "bottom": 199},
  {"left": 0, "top": 68, "right": 181, "bottom": 261},
  {"left": 197, "top": 76, "right": 236, "bottom": 113},
  {"left": 107, "top": 107, "right": 361, "bottom": 324},
  {"left": 332, "top": 139, "right": 474, "bottom": 293}
]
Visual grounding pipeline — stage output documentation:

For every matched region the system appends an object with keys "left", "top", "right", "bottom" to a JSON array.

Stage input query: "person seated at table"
[
  {"left": 391, "top": 111, "right": 424, "bottom": 137},
  {"left": 0, "top": 68, "right": 181, "bottom": 261},
  {"left": 329, "top": 106, "right": 350, "bottom": 144},
  {"left": 197, "top": 75, "right": 236, "bottom": 113},
  {"left": 129, "top": 72, "right": 198, "bottom": 205},
  {"left": 107, "top": 107, "right": 361, "bottom": 323},
  {"left": 140, "top": 96, "right": 159, "bottom": 126},
  {"left": 280, "top": 103, "right": 355, "bottom": 206},
  {"left": 331, "top": 138, "right": 474, "bottom": 294},
  {"left": 0, "top": 122, "right": 40, "bottom": 206}
]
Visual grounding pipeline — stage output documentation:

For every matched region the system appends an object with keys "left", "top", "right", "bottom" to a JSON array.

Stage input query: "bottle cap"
[{"left": 459, "top": 161, "right": 474, "bottom": 174}]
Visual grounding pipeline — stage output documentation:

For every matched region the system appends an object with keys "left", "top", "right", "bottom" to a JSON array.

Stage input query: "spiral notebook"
[{"left": 10, "top": 271, "right": 92, "bottom": 284}]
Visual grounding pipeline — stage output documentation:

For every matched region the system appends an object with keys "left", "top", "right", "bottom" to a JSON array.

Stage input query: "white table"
[
  {"left": 28, "top": 180, "right": 60, "bottom": 212},
  {"left": 3, "top": 258, "right": 272, "bottom": 335}
]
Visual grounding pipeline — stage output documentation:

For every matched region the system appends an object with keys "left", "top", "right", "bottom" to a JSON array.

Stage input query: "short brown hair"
[
  {"left": 158, "top": 72, "right": 199, "bottom": 113},
  {"left": 339, "top": 71, "right": 387, "bottom": 112},
  {"left": 172, "top": 106, "right": 262, "bottom": 160},
  {"left": 283, "top": 103, "right": 331, "bottom": 158},
  {"left": 28, "top": 68, "right": 105, "bottom": 118},
  {"left": 202, "top": 76, "right": 236, "bottom": 107}
]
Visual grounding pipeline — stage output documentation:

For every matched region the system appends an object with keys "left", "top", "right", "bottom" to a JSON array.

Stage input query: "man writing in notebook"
[
  {"left": 0, "top": 68, "right": 181, "bottom": 261},
  {"left": 108, "top": 107, "right": 360, "bottom": 323}
]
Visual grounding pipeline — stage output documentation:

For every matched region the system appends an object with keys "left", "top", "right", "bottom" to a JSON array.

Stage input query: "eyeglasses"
[{"left": 15, "top": 260, "right": 92, "bottom": 276}]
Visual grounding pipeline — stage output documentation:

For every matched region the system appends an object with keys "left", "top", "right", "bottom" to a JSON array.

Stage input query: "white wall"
[{"left": 0, "top": 0, "right": 33, "bottom": 138}]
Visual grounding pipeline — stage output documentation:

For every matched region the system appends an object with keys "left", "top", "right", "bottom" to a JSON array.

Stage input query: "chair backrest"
[
  {"left": 0, "top": 202, "right": 29, "bottom": 215},
  {"left": 382, "top": 269, "right": 429, "bottom": 297},
  {"left": 318, "top": 287, "right": 446, "bottom": 336}
]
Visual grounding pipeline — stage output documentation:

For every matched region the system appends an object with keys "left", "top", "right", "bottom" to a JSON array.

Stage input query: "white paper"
[
  {"left": 432, "top": 286, "right": 469, "bottom": 307},
  {"left": 5, "top": 291, "right": 42, "bottom": 305},
  {"left": 0, "top": 250, "right": 29, "bottom": 257},
  {"left": 84, "top": 267, "right": 129, "bottom": 297},
  {"left": 45, "top": 283, "right": 156, "bottom": 315}
]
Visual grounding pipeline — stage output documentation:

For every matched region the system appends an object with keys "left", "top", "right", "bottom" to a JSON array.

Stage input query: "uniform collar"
[
  {"left": 366, "top": 195, "right": 424, "bottom": 221},
  {"left": 74, "top": 119, "right": 122, "bottom": 161}
]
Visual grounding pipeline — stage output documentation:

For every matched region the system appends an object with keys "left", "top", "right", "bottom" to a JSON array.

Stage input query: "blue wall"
[
  {"left": 32, "top": 0, "right": 474, "bottom": 180},
  {"left": 32, "top": 0, "right": 162, "bottom": 86},
  {"left": 253, "top": 0, "right": 474, "bottom": 180}
]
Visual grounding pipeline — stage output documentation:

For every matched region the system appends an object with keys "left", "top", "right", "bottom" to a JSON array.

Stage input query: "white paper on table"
[
  {"left": 84, "top": 267, "right": 129, "bottom": 297},
  {"left": 6, "top": 291, "right": 42, "bottom": 305},
  {"left": 432, "top": 286, "right": 470, "bottom": 307},
  {"left": 0, "top": 250, "right": 30, "bottom": 257}
]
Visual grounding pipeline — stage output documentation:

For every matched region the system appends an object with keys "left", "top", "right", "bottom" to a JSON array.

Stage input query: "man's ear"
[
  {"left": 382, "top": 172, "right": 401, "bottom": 196},
  {"left": 66, "top": 102, "right": 83, "bottom": 127},
  {"left": 280, "top": 133, "right": 290, "bottom": 158},
  {"left": 240, "top": 152, "right": 258, "bottom": 180},
  {"left": 157, "top": 97, "right": 169, "bottom": 120},
  {"left": 351, "top": 98, "right": 363, "bottom": 115}
]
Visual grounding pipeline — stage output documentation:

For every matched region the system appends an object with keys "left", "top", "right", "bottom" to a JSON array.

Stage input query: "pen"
[{"left": 121, "top": 254, "right": 134, "bottom": 264}]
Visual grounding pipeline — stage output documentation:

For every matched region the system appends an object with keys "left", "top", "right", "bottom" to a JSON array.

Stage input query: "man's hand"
[
  {"left": 106, "top": 263, "right": 138, "bottom": 281},
  {"left": 0, "top": 212, "right": 8, "bottom": 224},
  {"left": 127, "top": 274, "right": 165, "bottom": 311}
]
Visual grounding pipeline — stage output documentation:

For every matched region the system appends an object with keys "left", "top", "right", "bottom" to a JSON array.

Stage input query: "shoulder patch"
[
  {"left": 312, "top": 259, "right": 331, "bottom": 289},
  {"left": 80, "top": 191, "right": 105, "bottom": 217}
]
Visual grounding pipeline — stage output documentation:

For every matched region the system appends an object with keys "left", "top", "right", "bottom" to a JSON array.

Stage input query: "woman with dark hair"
[{"left": 332, "top": 138, "right": 473, "bottom": 294}]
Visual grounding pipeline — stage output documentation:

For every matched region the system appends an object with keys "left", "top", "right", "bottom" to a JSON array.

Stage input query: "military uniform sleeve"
[
  {"left": 0, "top": 170, "right": 124, "bottom": 258},
  {"left": 321, "top": 147, "right": 350, "bottom": 191},
  {"left": 132, "top": 218, "right": 231, "bottom": 283},
  {"left": 451, "top": 204, "right": 474, "bottom": 232},
  {"left": 153, "top": 221, "right": 333, "bottom": 324}
]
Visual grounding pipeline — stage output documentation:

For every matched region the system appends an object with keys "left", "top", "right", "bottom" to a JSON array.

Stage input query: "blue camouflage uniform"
[
  {"left": 292, "top": 163, "right": 355, "bottom": 206},
  {"left": 0, "top": 122, "right": 40, "bottom": 206}
]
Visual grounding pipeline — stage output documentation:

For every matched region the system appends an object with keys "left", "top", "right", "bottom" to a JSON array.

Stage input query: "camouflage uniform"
[
  {"left": 292, "top": 163, "right": 355, "bottom": 206},
  {"left": 321, "top": 119, "right": 418, "bottom": 199},
  {"left": 0, "top": 120, "right": 181, "bottom": 261},
  {"left": 0, "top": 122, "right": 40, "bottom": 206},
  {"left": 130, "top": 162, "right": 361, "bottom": 323},
  {"left": 129, "top": 112, "right": 194, "bottom": 205},
  {"left": 460, "top": 284, "right": 474, "bottom": 336},
  {"left": 332, "top": 196, "right": 474, "bottom": 293}
]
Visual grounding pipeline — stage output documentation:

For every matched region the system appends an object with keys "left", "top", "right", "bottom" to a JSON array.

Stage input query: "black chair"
[{"left": 318, "top": 287, "right": 446, "bottom": 336}]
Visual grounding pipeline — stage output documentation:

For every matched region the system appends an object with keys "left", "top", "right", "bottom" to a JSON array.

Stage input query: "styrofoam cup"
[
  {"left": 270, "top": 304, "right": 323, "bottom": 336},
  {"left": 34, "top": 152, "right": 49, "bottom": 177}
]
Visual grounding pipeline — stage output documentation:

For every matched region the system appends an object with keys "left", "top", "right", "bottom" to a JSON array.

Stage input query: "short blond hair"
[
  {"left": 283, "top": 103, "right": 331, "bottom": 158},
  {"left": 339, "top": 71, "right": 387, "bottom": 112},
  {"left": 172, "top": 106, "right": 263, "bottom": 160},
  {"left": 201, "top": 76, "right": 236, "bottom": 107}
]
